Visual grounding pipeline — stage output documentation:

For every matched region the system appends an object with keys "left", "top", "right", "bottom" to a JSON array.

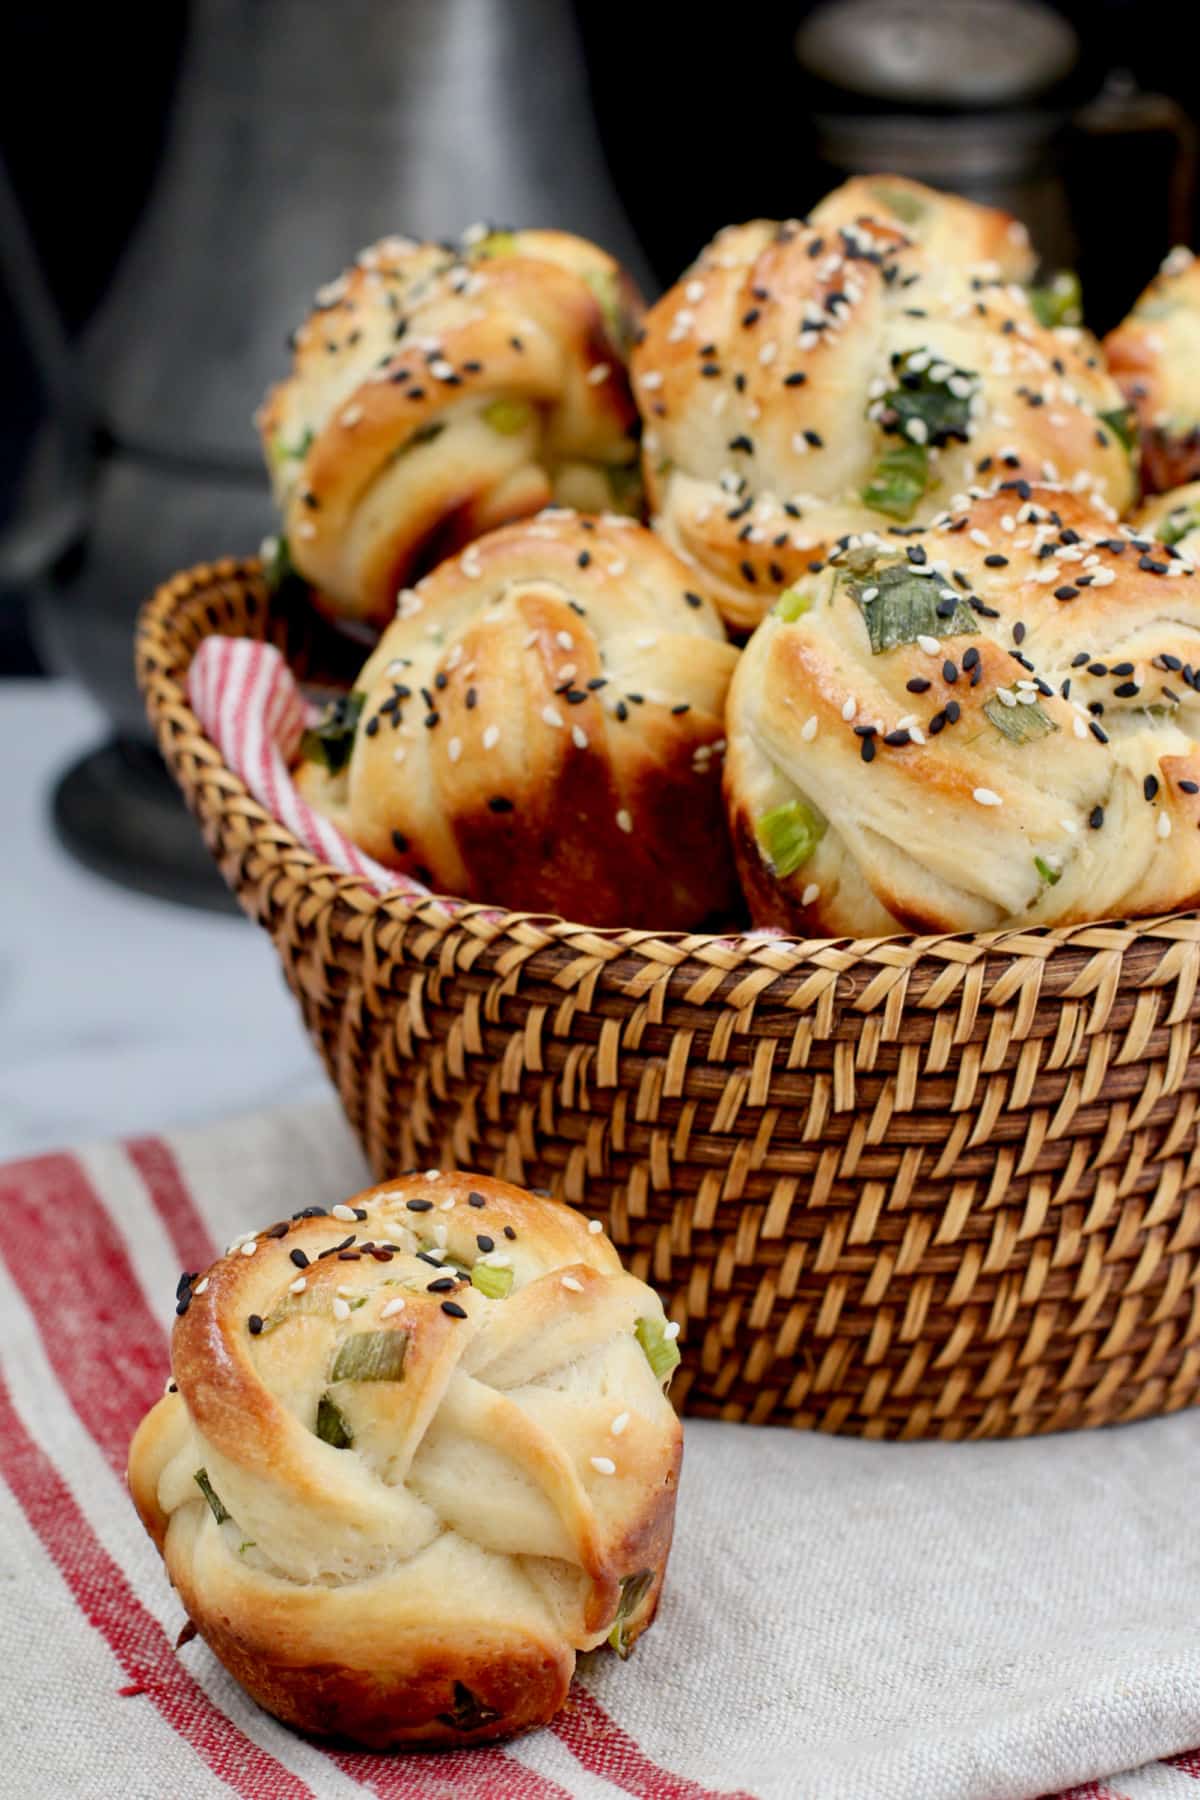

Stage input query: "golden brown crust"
[
  {"left": 724, "top": 483, "right": 1200, "bottom": 936},
  {"left": 295, "top": 510, "right": 740, "bottom": 929},
  {"left": 259, "top": 229, "right": 644, "bottom": 630},
  {"left": 128, "top": 1172, "right": 682, "bottom": 1748},
  {"left": 1104, "top": 248, "right": 1200, "bottom": 494},
  {"left": 633, "top": 212, "right": 1134, "bottom": 635},
  {"left": 809, "top": 174, "right": 1037, "bottom": 283}
]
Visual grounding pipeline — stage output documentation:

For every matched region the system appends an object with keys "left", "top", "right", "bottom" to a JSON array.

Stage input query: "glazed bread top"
[
  {"left": 809, "top": 174, "right": 1037, "bottom": 283},
  {"left": 724, "top": 482, "right": 1200, "bottom": 937},
  {"left": 258, "top": 228, "right": 644, "bottom": 629},
  {"left": 128, "top": 1174, "right": 682, "bottom": 1740},
  {"left": 1105, "top": 247, "right": 1200, "bottom": 493},
  {"left": 632, "top": 214, "right": 1134, "bottom": 632},
  {"left": 294, "top": 510, "right": 739, "bottom": 929}
]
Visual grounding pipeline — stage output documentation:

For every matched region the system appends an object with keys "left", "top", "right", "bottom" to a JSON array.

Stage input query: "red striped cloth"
[{"left": 3, "top": 1104, "right": 1200, "bottom": 1798}]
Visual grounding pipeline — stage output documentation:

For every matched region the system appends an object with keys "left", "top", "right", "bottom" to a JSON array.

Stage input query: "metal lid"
[{"left": 794, "top": 0, "right": 1079, "bottom": 108}]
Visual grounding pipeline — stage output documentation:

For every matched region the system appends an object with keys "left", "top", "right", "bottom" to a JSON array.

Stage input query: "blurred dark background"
[{"left": 2, "top": 0, "right": 1196, "bottom": 900}]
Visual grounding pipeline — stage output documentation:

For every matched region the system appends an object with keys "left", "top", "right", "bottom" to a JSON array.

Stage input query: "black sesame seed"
[
  {"left": 942, "top": 660, "right": 959, "bottom": 684},
  {"left": 929, "top": 711, "right": 946, "bottom": 734},
  {"left": 1144, "top": 775, "right": 1160, "bottom": 801},
  {"left": 427, "top": 1277, "right": 457, "bottom": 1292},
  {"left": 468, "top": 1191, "right": 486, "bottom": 1207},
  {"left": 1055, "top": 586, "right": 1079, "bottom": 602},
  {"left": 488, "top": 796, "right": 513, "bottom": 813},
  {"left": 248, "top": 1314, "right": 263, "bottom": 1335},
  {"left": 504, "top": 1225, "right": 516, "bottom": 1240},
  {"left": 783, "top": 371, "right": 807, "bottom": 386},
  {"left": 175, "top": 1293, "right": 191, "bottom": 1316},
  {"left": 1013, "top": 622, "right": 1026, "bottom": 644},
  {"left": 441, "top": 1300, "right": 468, "bottom": 1319},
  {"left": 1089, "top": 805, "right": 1104, "bottom": 828},
  {"left": 861, "top": 735, "right": 876, "bottom": 763},
  {"left": 962, "top": 647, "right": 980, "bottom": 671},
  {"left": 1113, "top": 681, "right": 1139, "bottom": 698},
  {"left": 465, "top": 686, "right": 478, "bottom": 709},
  {"left": 1180, "top": 780, "right": 1199, "bottom": 794},
  {"left": 1090, "top": 722, "right": 1109, "bottom": 744},
  {"left": 883, "top": 729, "right": 911, "bottom": 747},
  {"left": 290, "top": 1248, "right": 310, "bottom": 1269},
  {"left": 406, "top": 1197, "right": 434, "bottom": 1212},
  {"left": 804, "top": 429, "right": 823, "bottom": 448},
  {"left": 476, "top": 1234, "right": 494, "bottom": 1252},
  {"left": 945, "top": 700, "right": 961, "bottom": 724},
  {"left": 577, "top": 550, "right": 591, "bottom": 568},
  {"left": 417, "top": 1250, "right": 443, "bottom": 1267},
  {"left": 906, "top": 677, "right": 932, "bottom": 693}
]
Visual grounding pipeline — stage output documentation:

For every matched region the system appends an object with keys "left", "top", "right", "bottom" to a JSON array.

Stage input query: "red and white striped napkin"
[
  {"left": 187, "top": 636, "right": 435, "bottom": 902},
  {"left": 3, "top": 1098, "right": 1200, "bottom": 1799}
]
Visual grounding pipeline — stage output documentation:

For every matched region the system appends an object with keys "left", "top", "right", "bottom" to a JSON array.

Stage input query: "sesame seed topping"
[
  {"left": 611, "top": 1412, "right": 630, "bottom": 1435},
  {"left": 331, "top": 1204, "right": 356, "bottom": 1222},
  {"left": 289, "top": 1276, "right": 307, "bottom": 1294},
  {"left": 562, "top": 1275, "right": 584, "bottom": 1292},
  {"left": 381, "top": 1297, "right": 406, "bottom": 1318},
  {"left": 332, "top": 1296, "right": 351, "bottom": 1321},
  {"left": 1158, "top": 813, "right": 1172, "bottom": 839},
  {"left": 587, "top": 1218, "right": 604, "bottom": 1234},
  {"left": 240, "top": 1240, "right": 257, "bottom": 1256},
  {"left": 616, "top": 809, "right": 633, "bottom": 833},
  {"left": 973, "top": 787, "right": 1002, "bottom": 807},
  {"left": 590, "top": 1455, "right": 617, "bottom": 1476}
]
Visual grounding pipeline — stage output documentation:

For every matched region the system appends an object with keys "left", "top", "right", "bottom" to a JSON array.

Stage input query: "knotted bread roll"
[
  {"left": 725, "top": 481, "right": 1200, "bottom": 936},
  {"left": 258, "top": 228, "right": 644, "bottom": 631},
  {"left": 295, "top": 510, "right": 739, "bottom": 928},
  {"left": 129, "top": 1173, "right": 683, "bottom": 1747},
  {"left": 809, "top": 174, "right": 1037, "bottom": 284},
  {"left": 632, "top": 211, "right": 1134, "bottom": 633},
  {"left": 1105, "top": 247, "right": 1200, "bottom": 494}
]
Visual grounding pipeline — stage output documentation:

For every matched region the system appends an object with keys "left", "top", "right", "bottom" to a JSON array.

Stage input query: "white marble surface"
[{"left": 1, "top": 680, "right": 329, "bottom": 1160}]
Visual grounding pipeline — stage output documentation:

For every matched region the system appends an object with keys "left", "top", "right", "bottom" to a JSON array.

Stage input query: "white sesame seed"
[
  {"left": 194, "top": 1277, "right": 209, "bottom": 1295},
  {"left": 663, "top": 1320, "right": 681, "bottom": 1340},
  {"left": 332, "top": 1296, "right": 351, "bottom": 1321},
  {"left": 562, "top": 1275, "right": 584, "bottom": 1292},
  {"left": 917, "top": 635, "right": 941, "bottom": 655},
  {"left": 590, "top": 1455, "right": 617, "bottom": 1475},
  {"left": 641, "top": 371, "right": 664, "bottom": 390},
  {"left": 586, "top": 363, "right": 611, "bottom": 385},
  {"left": 429, "top": 358, "right": 455, "bottom": 380},
  {"left": 331, "top": 1204, "right": 356, "bottom": 1222},
  {"left": 790, "top": 432, "right": 811, "bottom": 455},
  {"left": 1158, "top": 813, "right": 1172, "bottom": 839},
  {"left": 801, "top": 715, "right": 819, "bottom": 741},
  {"left": 685, "top": 279, "right": 705, "bottom": 303},
  {"left": 542, "top": 704, "right": 564, "bottom": 728},
  {"left": 392, "top": 745, "right": 407, "bottom": 764},
  {"left": 841, "top": 696, "right": 857, "bottom": 721},
  {"left": 587, "top": 1218, "right": 604, "bottom": 1234},
  {"left": 482, "top": 724, "right": 500, "bottom": 750},
  {"left": 556, "top": 630, "right": 574, "bottom": 649},
  {"left": 758, "top": 340, "right": 778, "bottom": 366},
  {"left": 616, "top": 808, "right": 633, "bottom": 833},
  {"left": 448, "top": 736, "right": 462, "bottom": 762},
  {"left": 611, "top": 1412, "right": 630, "bottom": 1435},
  {"left": 339, "top": 403, "right": 363, "bottom": 428},
  {"left": 381, "top": 1297, "right": 406, "bottom": 1318},
  {"left": 973, "top": 787, "right": 1003, "bottom": 807},
  {"left": 608, "top": 559, "right": 626, "bottom": 576},
  {"left": 295, "top": 519, "right": 316, "bottom": 540},
  {"left": 572, "top": 725, "right": 589, "bottom": 749},
  {"left": 240, "top": 1240, "right": 257, "bottom": 1256},
  {"left": 1073, "top": 716, "right": 1088, "bottom": 739},
  {"left": 289, "top": 1276, "right": 307, "bottom": 1294},
  {"left": 802, "top": 883, "right": 820, "bottom": 906}
]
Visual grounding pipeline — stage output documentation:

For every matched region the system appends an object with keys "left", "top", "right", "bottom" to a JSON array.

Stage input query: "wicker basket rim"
[{"left": 136, "top": 554, "right": 1200, "bottom": 983}]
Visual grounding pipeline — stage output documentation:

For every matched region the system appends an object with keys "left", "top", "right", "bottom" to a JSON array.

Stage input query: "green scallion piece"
[
  {"left": 315, "top": 1393, "right": 353, "bottom": 1448},
  {"left": 262, "top": 533, "right": 296, "bottom": 594},
  {"left": 852, "top": 562, "right": 977, "bottom": 654},
  {"left": 194, "top": 1468, "right": 229, "bottom": 1524},
  {"left": 482, "top": 398, "right": 533, "bottom": 435},
  {"left": 469, "top": 229, "right": 518, "bottom": 260},
  {"left": 635, "top": 1315, "right": 681, "bottom": 1383},
  {"left": 755, "top": 799, "right": 825, "bottom": 879},
  {"left": 471, "top": 1263, "right": 514, "bottom": 1299},
  {"left": 983, "top": 695, "right": 1059, "bottom": 744},
  {"left": 1156, "top": 504, "right": 1200, "bottom": 547},
  {"left": 270, "top": 427, "right": 314, "bottom": 470},
  {"left": 330, "top": 1329, "right": 409, "bottom": 1383},
  {"left": 1028, "top": 271, "right": 1083, "bottom": 329},
  {"left": 299, "top": 690, "right": 365, "bottom": 776},
  {"left": 607, "top": 1568, "right": 655, "bottom": 1659},
  {"left": 869, "top": 183, "right": 925, "bottom": 226},
  {"left": 875, "top": 348, "right": 977, "bottom": 449},
  {"left": 1099, "top": 406, "right": 1137, "bottom": 453},
  {"left": 1034, "top": 855, "right": 1062, "bottom": 886},
  {"left": 774, "top": 586, "right": 813, "bottom": 622},
  {"left": 861, "top": 439, "right": 929, "bottom": 520}
]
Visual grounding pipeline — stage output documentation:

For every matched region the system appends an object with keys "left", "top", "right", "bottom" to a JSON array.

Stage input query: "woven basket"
[{"left": 137, "top": 557, "right": 1200, "bottom": 1441}]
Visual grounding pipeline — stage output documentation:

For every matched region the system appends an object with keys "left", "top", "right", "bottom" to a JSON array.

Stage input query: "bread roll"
[
  {"left": 1105, "top": 248, "right": 1200, "bottom": 493},
  {"left": 724, "top": 482, "right": 1200, "bottom": 936},
  {"left": 258, "top": 228, "right": 644, "bottom": 631},
  {"left": 809, "top": 174, "right": 1036, "bottom": 283},
  {"left": 295, "top": 510, "right": 739, "bottom": 928},
  {"left": 633, "top": 210, "right": 1134, "bottom": 633},
  {"left": 128, "top": 1173, "right": 683, "bottom": 1747}
]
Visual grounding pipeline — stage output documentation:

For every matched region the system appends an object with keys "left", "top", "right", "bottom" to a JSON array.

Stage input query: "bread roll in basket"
[{"left": 129, "top": 1173, "right": 682, "bottom": 1747}]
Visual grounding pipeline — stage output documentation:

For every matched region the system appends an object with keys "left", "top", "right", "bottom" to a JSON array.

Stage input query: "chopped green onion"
[
  {"left": 468, "top": 229, "right": 518, "bottom": 260},
  {"left": 270, "top": 427, "right": 314, "bottom": 470},
  {"left": 852, "top": 562, "right": 977, "bottom": 654},
  {"left": 875, "top": 349, "right": 977, "bottom": 449},
  {"left": 607, "top": 1568, "right": 655, "bottom": 1658},
  {"left": 1028, "top": 271, "right": 1083, "bottom": 329},
  {"left": 482, "top": 398, "right": 534, "bottom": 435},
  {"left": 349, "top": 1295, "right": 367, "bottom": 1311},
  {"left": 258, "top": 1284, "right": 330, "bottom": 1333},
  {"left": 773, "top": 586, "right": 813, "bottom": 622},
  {"left": 1034, "top": 855, "right": 1062, "bottom": 886},
  {"left": 330, "top": 1329, "right": 409, "bottom": 1383},
  {"left": 983, "top": 695, "right": 1059, "bottom": 744},
  {"left": 868, "top": 183, "right": 925, "bottom": 226},
  {"left": 1156, "top": 504, "right": 1200, "bottom": 547},
  {"left": 471, "top": 1263, "right": 514, "bottom": 1299},
  {"left": 435, "top": 1682, "right": 502, "bottom": 1733},
  {"left": 1099, "top": 406, "right": 1137, "bottom": 453},
  {"left": 299, "top": 691, "right": 365, "bottom": 775},
  {"left": 396, "top": 420, "right": 445, "bottom": 457},
  {"left": 262, "top": 533, "right": 296, "bottom": 594},
  {"left": 315, "top": 1393, "right": 353, "bottom": 1448},
  {"left": 755, "top": 799, "right": 825, "bottom": 879},
  {"left": 606, "top": 461, "right": 643, "bottom": 513},
  {"left": 194, "top": 1468, "right": 230, "bottom": 1524},
  {"left": 635, "top": 1315, "right": 681, "bottom": 1383},
  {"left": 861, "top": 440, "right": 929, "bottom": 519},
  {"left": 238, "top": 1540, "right": 257, "bottom": 1554}
]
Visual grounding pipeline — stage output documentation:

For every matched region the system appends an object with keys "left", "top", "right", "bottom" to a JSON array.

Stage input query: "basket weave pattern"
[{"left": 137, "top": 559, "right": 1200, "bottom": 1440}]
